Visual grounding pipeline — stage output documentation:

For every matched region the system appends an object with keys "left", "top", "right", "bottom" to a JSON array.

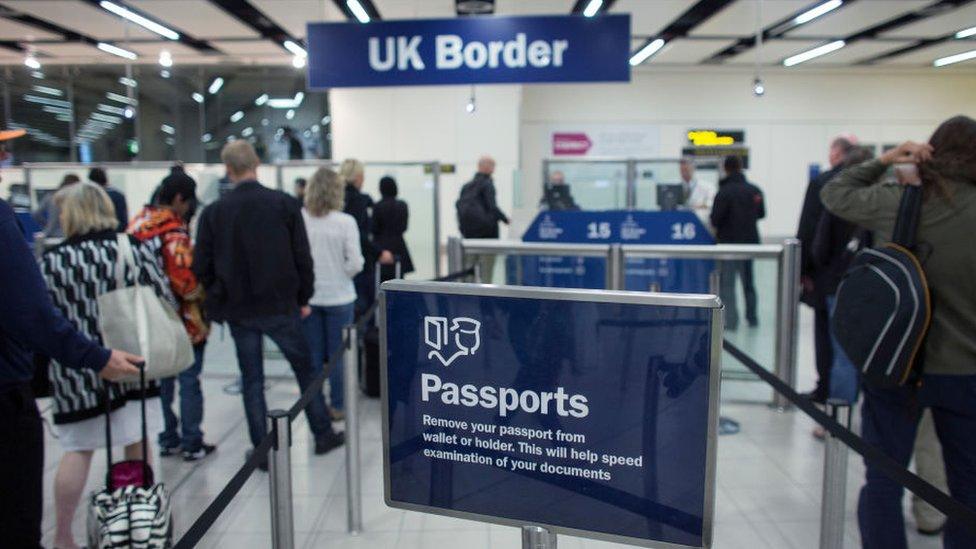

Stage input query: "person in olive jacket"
[
  {"left": 821, "top": 117, "right": 976, "bottom": 549},
  {"left": 710, "top": 155, "right": 765, "bottom": 331}
]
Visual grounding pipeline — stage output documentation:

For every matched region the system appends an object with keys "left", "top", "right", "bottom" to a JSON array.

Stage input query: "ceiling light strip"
[
  {"left": 783, "top": 40, "right": 845, "bottom": 67},
  {"left": 629, "top": 38, "right": 666, "bottom": 66},
  {"left": 99, "top": 1, "right": 180, "bottom": 40},
  {"left": 794, "top": 0, "right": 843, "bottom": 26}
]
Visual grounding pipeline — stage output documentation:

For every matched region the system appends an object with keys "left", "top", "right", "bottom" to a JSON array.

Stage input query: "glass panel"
[
  {"left": 544, "top": 161, "right": 627, "bottom": 211},
  {"left": 8, "top": 68, "right": 73, "bottom": 163},
  {"left": 0, "top": 168, "right": 27, "bottom": 207},
  {"left": 633, "top": 160, "right": 682, "bottom": 211},
  {"left": 465, "top": 252, "right": 608, "bottom": 289},
  {"left": 362, "top": 163, "right": 437, "bottom": 280},
  {"left": 716, "top": 257, "right": 778, "bottom": 403}
]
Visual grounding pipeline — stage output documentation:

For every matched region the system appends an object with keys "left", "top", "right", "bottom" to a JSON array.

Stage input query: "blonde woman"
[
  {"left": 303, "top": 168, "right": 364, "bottom": 419},
  {"left": 41, "top": 182, "right": 170, "bottom": 549},
  {"left": 340, "top": 159, "right": 393, "bottom": 314}
]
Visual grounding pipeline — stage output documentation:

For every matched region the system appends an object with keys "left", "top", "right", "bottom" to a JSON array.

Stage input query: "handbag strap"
[
  {"left": 103, "top": 385, "right": 114, "bottom": 489},
  {"left": 891, "top": 185, "right": 923, "bottom": 249},
  {"left": 114, "top": 233, "right": 136, "bottom": 289},
  {"left": 140, "top": 364, "right": 149, "bottom": 488}
]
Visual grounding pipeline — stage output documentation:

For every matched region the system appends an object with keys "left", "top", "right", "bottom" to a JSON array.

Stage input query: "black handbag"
[{"left": 831, "top": 185, "right": 931, "bottom": 388}]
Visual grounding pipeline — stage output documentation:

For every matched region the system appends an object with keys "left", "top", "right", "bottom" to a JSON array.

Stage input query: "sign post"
[{"left": 380, "top": 281, "right": 722, "bottom": 548}]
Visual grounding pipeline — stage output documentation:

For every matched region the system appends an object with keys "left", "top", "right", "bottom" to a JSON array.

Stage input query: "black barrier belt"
[
  {"left": 723, "top": 340, "right": 976, "bottom": 536},
  {"left": 173, "top": 430, "right": 276, "bottom": 549}
]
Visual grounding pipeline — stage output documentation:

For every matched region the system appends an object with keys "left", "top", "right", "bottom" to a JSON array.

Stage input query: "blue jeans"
[
  {"left": 858, "top": 375, "right": 976, "bottom": 549},
  {"left": 302, "top": 302, "right": 354, "bottom": 412},
  {"left": 826, "top": 295, "right": 859, "bottom": 404},
  {"left": 228, "top": 314, "right": 335, "bottom": 447},
  {"left": 159, "top": 344, "right": 206, "bottom": 452}
]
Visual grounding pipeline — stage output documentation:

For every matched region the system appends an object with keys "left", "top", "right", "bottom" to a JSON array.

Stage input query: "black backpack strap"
[{"left": 892, "top": 185, "right": 923, "bottom": 249}]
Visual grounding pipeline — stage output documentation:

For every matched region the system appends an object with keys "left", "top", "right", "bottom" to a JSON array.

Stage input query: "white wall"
[
  {"left": 519, "top": 67, "right": 976, "bottom": 239},
  {"left": 330, "top": 84, "right": 521, "bottom": 250}
]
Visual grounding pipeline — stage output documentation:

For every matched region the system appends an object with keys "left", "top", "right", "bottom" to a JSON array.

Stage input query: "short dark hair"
[
  {"left": 88, "top": 167, "right": 107, "bottom": 186},
  {"left": 379, "top": 176, "right": 397, "bottom": 198},
  {"left": 156, "top": 168, "right": 197, "bottom": 206},
  {"left": 60, "top": 173, "right": 81, "bottom": 188},
  {"left": 295, "top": 177, "right": 307, "bottom": 189},
  {"left": 723, "top": 155, "right": 742, "bottom": 174}
]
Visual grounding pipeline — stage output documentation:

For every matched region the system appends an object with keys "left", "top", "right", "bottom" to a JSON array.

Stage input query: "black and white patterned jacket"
[{"left": 41, "top": 230, "right": 173, "bottom": 424}]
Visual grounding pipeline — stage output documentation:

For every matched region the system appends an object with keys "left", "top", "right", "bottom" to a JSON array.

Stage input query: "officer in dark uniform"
[{"left": 710, "top": 155, "right": 765, "bottom": 330}]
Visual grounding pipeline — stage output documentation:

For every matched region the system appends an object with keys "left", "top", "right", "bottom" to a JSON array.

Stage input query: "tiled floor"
[{"left": 40, "top": 308, "right": 944, "bottom": 548}]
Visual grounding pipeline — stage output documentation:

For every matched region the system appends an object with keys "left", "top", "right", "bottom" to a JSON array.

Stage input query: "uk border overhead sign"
[{"left": 306, "top": 15, "right": 630, "bottom": 88}]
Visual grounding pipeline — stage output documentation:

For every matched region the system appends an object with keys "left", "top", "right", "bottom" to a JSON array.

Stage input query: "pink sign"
[{"left": 552, "top": 132, "right": 593, "bottom": 156}]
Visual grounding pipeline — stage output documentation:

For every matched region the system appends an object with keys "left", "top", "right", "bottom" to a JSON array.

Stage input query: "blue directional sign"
[
  {"left": 381, "top": 281, "right": 721, "bottom": 548},
  {"left": 515, "top": 210, "right": 715, "bottom": 292},
  {"left": 306, "top": 15, "right": 630, "bottom": 88}
]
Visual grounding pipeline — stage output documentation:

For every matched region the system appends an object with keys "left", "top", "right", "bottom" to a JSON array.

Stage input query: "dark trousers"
[
  {"left": 353, "top": 267, "right": 376, "bottom": 319},
  {"left": 0, "top": 384, "right": 43, "bottom": 548},
  {"left": 813, "top": 304, "right": 834, "bottom": 398},
  {"left": 858, "top": 375, "right": 976, "bottom": 549},
  {"left": 719, "top": 260, "right": 757, "bottom": 329},
  {"left": 228, "top": 314, "right": 335, "bottom": 447},
  {"left": 159, "top": 343, "right": 206, "bottom": 452}
]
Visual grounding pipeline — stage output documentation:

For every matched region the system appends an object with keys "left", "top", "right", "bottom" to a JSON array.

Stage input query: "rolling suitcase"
[
  {"left": 88, "top": 367, "right": 172, "bottom": 548},
  {"left": 362, "top": 260, "right": 401, "bottom": 397}
]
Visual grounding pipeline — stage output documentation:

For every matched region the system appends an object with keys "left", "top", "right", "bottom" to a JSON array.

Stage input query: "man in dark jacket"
[
  {"left": 88, "top": 167, "right": 128, "bottom": 231},
  {"left": 710, "top": 155, "right": 765, "bottom": 330},
  {"left": 343, "top": 165, "right": 393, "bottom": 315},
  {"left": 194, "top": 141, "right": 342, "bottom": 459},
  {"left": 0, "top": 198, "right": 140, "bottom": 547},
  {"left": 457, "top": 156, "right": 509, "bottom": 282},
  {"left": 796, "top": 135, "right": 857, "bottom": 403}
]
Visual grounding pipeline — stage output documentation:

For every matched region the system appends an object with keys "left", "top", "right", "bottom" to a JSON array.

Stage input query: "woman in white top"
[{"left": 302, "top": 167, "right": 364, "bottom": 418}]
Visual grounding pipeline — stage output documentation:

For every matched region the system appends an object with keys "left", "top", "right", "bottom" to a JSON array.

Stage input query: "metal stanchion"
[
  {"left": 447, "top": 236, "right": 463, "bottom": 275},
  {"left": 343, "top": 325, "right": 363, "bottom": 534},
  {"left": 606, "top": 244, "right": 623, "bottom": 290},
  {"left": 522, "top": 526, "right": 557, "bottom": 549},
  {"left": 820, "top": 400, "right": 851, "bottom": 549},
  {"left": 709, "top": 269, "right": 721, "bottom": 295},
  {"left": 267, "top": 410, "right": 294, "bottom": 549},
  {"left": 473, "top": 261, "right": 483, "bottom": 283},
  {"left": 773, "top": 238, "right": 802, "bottom": 410}
]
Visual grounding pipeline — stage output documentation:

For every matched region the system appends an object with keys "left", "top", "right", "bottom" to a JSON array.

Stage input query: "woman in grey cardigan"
[{"left": 820, "top": 115, "right": 976, "bottom": 549}]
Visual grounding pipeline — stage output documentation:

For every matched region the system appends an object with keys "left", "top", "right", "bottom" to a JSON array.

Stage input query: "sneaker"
[
  {"left": 160, "top": 445, "right": 181, "bottom": 457},
  {"left": 329, "top": 407, "right": 346, "bottom": 422},
  {"left": 182, "top": 443, "right": 217, "bottom": 462},
  {"left": 315, "top": 432, "right": 345, "bottom": 455}
]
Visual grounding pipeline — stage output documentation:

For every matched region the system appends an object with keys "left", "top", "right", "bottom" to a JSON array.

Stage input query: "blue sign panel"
[
  {"left": 382, "top": 282, "right": 720, "bottom": 548},
  {"left": 306, "top": 15, "right": 630, "bottom": 88},
  {"left": 515, "top": 211, "right": 715, "bottom": 292}
]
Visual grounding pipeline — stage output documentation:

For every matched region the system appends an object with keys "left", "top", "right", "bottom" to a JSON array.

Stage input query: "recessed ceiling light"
[
  {"left": 99, "top": 1, "right": 180, "bottom": 40},
  {"left": 347, "top": 0, "right": 371, "bottom": 23},
  {"left": 208, "top": 77, "right": 223, "bottom": 94},
  {"left": 582, "top": 0, "right": 603, "bottom": 17},
  {"left": 97, "top": 42, "right": 138, "bottom": 60},
  {"left": 629, "top": 39, "right": 665, "bottom": 66},
  {"left": 783, "top": 40, "right": 845, "bottom": 67},
  {"left": 934, "top": 48, "right": 976, "bottom": 67},
  {"left": 794, "top": 0, "right": 843, "bottom": 26}
]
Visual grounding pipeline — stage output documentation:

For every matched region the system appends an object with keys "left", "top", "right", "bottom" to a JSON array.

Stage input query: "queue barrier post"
[
  {"left": 774, "top": 238, "right": 802, "bottom": 410},
  {"left": 343, "top": 324, "right": 363, "bottom": 534},
  {"left": 267, "top": 410, "right": 295, "bottom": 549},
  {"left": 607, "top": 244, "right": 623, "bottom": 290},
  {"left": 447, "top": 236, "right": 463, "bottom": 276},
  {"left": 521, "top": 525, "right": 557, "bottom": 549},
  {"left": 819, "top": 400, "right": 851, "bottom": 549}
]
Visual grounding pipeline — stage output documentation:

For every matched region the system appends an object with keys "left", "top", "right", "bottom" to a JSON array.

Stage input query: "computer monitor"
[{"left": 656, "top": 183, "right": 685, "bottom": 211}]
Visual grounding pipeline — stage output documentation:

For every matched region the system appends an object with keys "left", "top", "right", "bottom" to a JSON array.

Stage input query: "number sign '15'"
[{"left": 306, "top": 15, "right": 631, "bottom": 88}]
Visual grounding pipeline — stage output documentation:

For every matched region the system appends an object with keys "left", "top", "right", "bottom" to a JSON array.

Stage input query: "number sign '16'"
[{"left": 306, "top": 15, "right": 631, "bottom": 88}]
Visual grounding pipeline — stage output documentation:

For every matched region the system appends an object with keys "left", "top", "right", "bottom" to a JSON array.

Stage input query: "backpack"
[
  {"left": 456, "top": 180, "right": 494, "bottom": 238},
  {"left": 830, "top": 185, "right": 931, "bottom": 388}
]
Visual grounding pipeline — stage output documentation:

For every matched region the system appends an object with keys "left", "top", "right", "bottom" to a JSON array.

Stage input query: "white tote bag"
[{"left": 97, "top": 234, "right": 194, "bottom": 381}]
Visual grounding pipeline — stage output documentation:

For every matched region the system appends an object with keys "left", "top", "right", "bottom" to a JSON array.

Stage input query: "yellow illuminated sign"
[{"left": 687, "top": 130, "right": 737, "bottom": 146}]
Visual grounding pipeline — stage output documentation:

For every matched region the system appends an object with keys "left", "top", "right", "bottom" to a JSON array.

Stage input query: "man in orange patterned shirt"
[{"left": 129, "top": 167, "right": 216, "bottom": 461}]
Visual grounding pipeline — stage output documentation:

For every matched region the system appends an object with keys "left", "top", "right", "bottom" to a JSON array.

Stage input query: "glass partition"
[
  {"left": 633, "top": 160, "right": 682, "bottom": 210},
  {"left": 543, "top": 160, "right": 628, "bottom": 211}
]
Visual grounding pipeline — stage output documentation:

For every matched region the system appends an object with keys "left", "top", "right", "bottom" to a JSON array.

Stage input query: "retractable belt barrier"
[
  {"left": 173, "top": 268, "right": 474, "bottom": 548},
  {"left": 723, "top": 340, "right": 976, "bottom": 536}
]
